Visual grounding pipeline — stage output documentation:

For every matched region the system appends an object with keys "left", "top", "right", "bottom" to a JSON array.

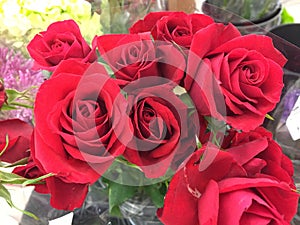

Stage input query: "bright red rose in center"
[{"left": 123, "top": 83, "right": 198, "bottom": 178}]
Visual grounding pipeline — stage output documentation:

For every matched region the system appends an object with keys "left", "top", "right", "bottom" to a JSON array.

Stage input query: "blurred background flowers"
[{"left": 0, "top": 0, "right": 102, "bottom": 54}]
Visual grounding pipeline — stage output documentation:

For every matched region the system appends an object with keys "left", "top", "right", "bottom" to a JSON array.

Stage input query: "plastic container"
[{"left": 202, "top": 1, "right": 282, "bottom": 34}]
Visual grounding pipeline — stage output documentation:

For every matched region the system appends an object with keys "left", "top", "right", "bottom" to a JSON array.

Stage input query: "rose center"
[
  {"left": 51, "top": 39, "right": 64, "bottom": 52},
  {"left": 242, "top": 65, "right": 260, "bottom": 84},
  {"left": 79, "top": 104, "right": 91, "bottom": 117},
  {"left": 129, "top": 46, "right": 139, "bottom": 58},
  {"left": 76, "top": 100, "right": 99, "bottom": 119},
  {"left": 143, "top": 108, "right": 155, "bottom": 123},
  {"left": 173, "top": 27, "right": 190, "bottom": 37}
]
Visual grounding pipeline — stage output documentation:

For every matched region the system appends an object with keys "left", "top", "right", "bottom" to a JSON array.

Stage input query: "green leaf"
[
  {"left": 4, "top": 88, "right": 35, "bottom": 110},
  {"left": 5, "top": 89, "right": 25, "bottom": 103},
  {"left": 196, "top": 136, "right": 202, "bottom": 149},
  {"left": 0, "top": 183, "right": 13, "bottom": 207},
  {"left": 0, "top": 183, "right": 39, "bottom": 220},
  {"left": 265, "top": 114, "right": 274, "bottom": 121},
  {"left": 281, "top": 8, "right": 294, "bottom": 24},
  {"left": 103, "top": 158, "right": 149, "bottom": 186},
  {"left": 4, "top": 157, "right": 29, "bottom": 168},
  {"left": 108, "top": 181, "right": 138, "bottom": 216},
  {"left": 144, "top": 184, "right": 166, "bottom": 208},
  {"left": 179, "top": 92, "right": 195, "bottom": 109},
  {"left": 0, "top": 170, "right": 28, "bottom": 184}
]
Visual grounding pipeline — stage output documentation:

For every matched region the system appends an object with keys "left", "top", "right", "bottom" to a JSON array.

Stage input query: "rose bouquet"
[{"left": 0, "top": 10, "right": 299, "bottom": 224}]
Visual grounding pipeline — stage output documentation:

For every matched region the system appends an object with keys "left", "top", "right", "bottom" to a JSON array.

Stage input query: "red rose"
[
  {"left": 223, "top": 126, "right": 295, "bottom": 187},
  {"left": 129, "top": 12, "right": 173, "bottom": 33},
  {"left": 0, "top": 82, "right": 7, "bottom": 109},
  {"left": 33, "top": 60, "right": 131, "bottom": 210},
  {"left": 158, "top": 145, "right": 298, "bottom": 225},
  {"left": 0, "top": 119, "right": 32, "bottom": 163},
  {"left": 13, "top": 155, "right": 48, "bottom": 193},
  {"left": 16, "top": 141, "right": 90, "bottom": 210},
  {"left": 123, "top": 83, "right": 198, "bottom": 178},
  {"left": 17, "top": 131, "right": 91, "bottom": 210},
  {"left": 96, "top": 33, "right": 186, "bottom": 87},
  {"left": 130, "top": 12, "right": 214, "bottom": 48},
  {"left": 185, "top": 23, "right": 286, "bottom": 131},
  {"left": 14, "top": 131, "right": 95, "bottom": 209},
  {"left": 27, "top": 20, "right": 97, "bottom": 71}
]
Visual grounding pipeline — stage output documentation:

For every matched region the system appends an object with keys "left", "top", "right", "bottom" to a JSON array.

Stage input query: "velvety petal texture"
[
  {"left": 96, "top": 33, "right": 186, "bottom": 87},
  {"left": 129, "top": 12, "right": 173, "bottom": 34},
  {"left": 129, "top": 11, "right": 214, "bottom": 48},
  {"left": 33, "top": 60, "right": 131, "bottom": 210},
  {"left": 124, "top": 85, "right": 198, "bottom": 178},
  {"left": 13, "top": 155, "right": 48, "bottom": 194},
  {"left": 223, "top": 127, "right": 295, "bottom": 187},
  {"left": 20, "top": 11, "right": 294, "bottom": 219},
  {"left": 186, "top": 23, "right": 286, "bottom": 131},
  {"left": 27, "top": 20, "right": 97, "bottom": 71},
  {"left": 158, "top": 143, "right": 298, "bottom": 225},
  {"left": 0, "top": 119, "right": 32, "bottom": 163}
]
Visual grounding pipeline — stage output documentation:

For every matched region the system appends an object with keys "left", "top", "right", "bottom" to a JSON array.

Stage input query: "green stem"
[{"left": 0, "top": 135, "right": 9, "bottom": 157}]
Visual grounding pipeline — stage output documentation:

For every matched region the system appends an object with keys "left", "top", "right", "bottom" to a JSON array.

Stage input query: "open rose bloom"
[{"left": 5, "top": 11, "right": 298, "bottom": 223}]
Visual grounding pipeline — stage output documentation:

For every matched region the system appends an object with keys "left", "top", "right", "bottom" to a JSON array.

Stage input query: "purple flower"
[{"left": 0, "top": 47, "right": 44, "bottom": 122}]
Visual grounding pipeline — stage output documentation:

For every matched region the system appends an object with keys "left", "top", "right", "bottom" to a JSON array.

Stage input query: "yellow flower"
[{"left": 0, "top": 0, "right": 102, "bottom": 52}]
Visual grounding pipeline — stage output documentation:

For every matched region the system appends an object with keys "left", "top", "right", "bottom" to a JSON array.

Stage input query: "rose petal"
[
  {"left": 157, "top": 168, "right": 198, "bottom": 225},
  {"left": 198, "top": 180, "right": 219, "bottom": 225},
  {"left": 46, "top": 176, "right": 89, "bottom": 211}
]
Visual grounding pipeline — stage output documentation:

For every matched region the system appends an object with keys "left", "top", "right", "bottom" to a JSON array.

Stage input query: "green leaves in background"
[{"left": 281, "top": 7, "right": 294, "bottom": 24}]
